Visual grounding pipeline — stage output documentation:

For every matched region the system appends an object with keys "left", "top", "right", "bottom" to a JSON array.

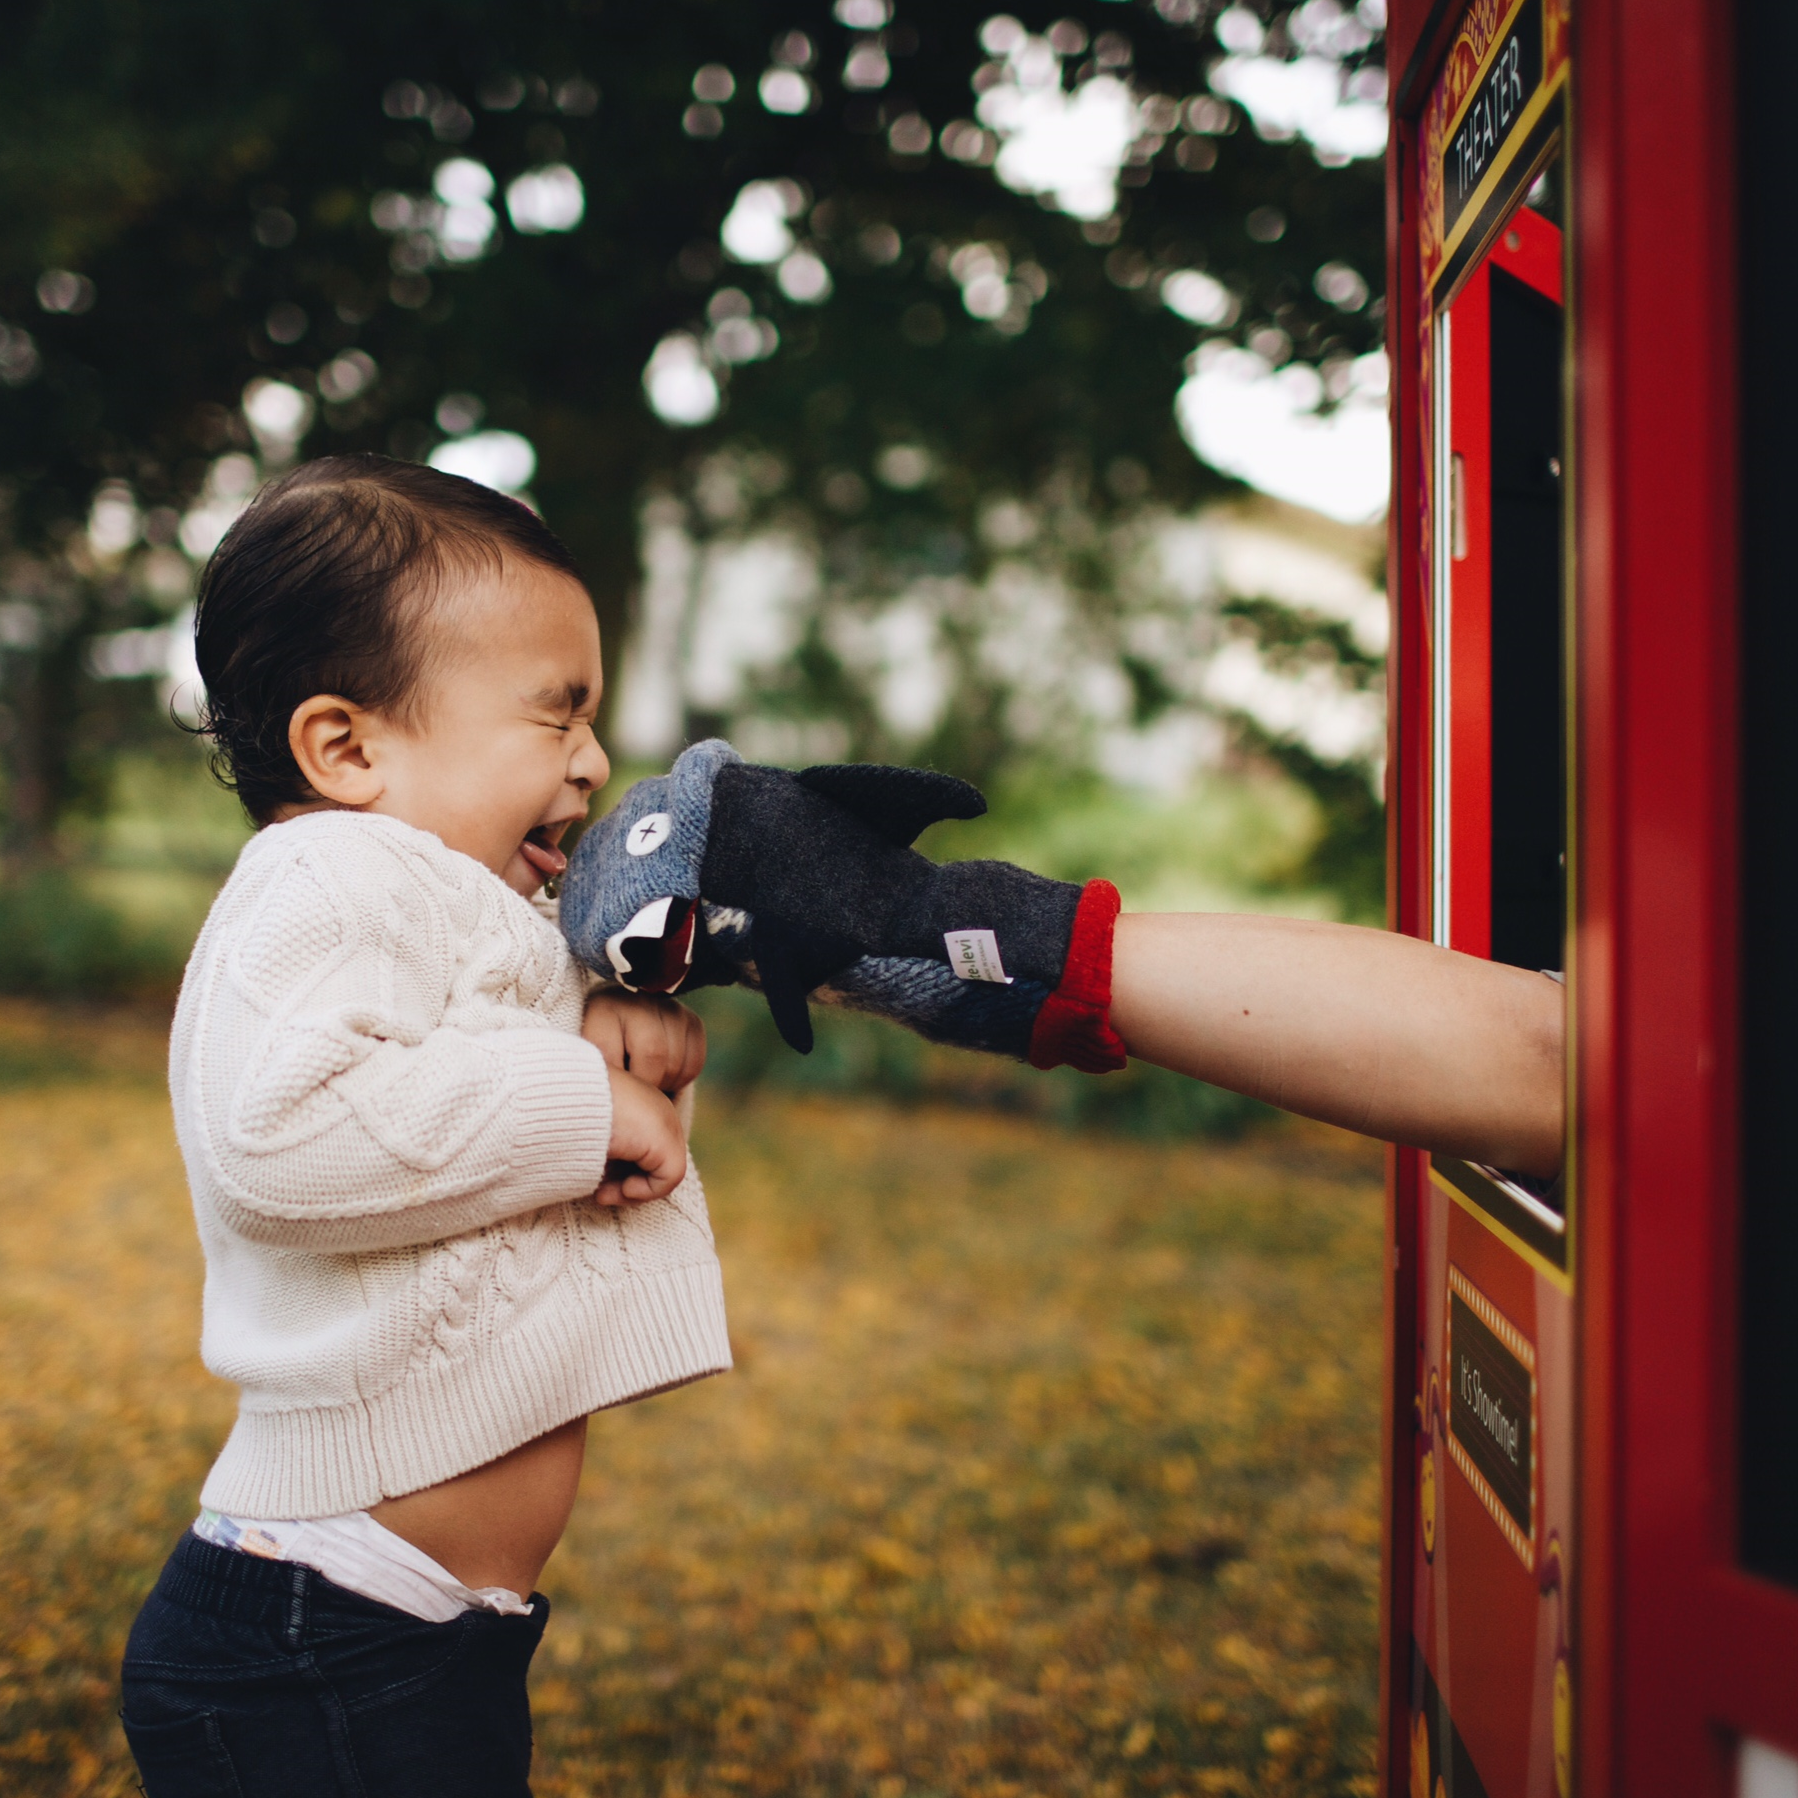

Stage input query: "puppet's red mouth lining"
[{"left": 606, "top": 896, "right": 698, "bottom": 992}]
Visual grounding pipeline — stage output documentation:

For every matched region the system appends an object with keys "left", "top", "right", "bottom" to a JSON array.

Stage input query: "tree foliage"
[{"left": 0, "top": 0, "right": 1386, "bottom": 851}]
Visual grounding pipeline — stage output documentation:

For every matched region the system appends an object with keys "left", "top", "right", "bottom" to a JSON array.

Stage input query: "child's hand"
[
  {"left": 582, "top": 991, "right": 707, "bottom": 1094},
  {"left": 595, "top": 1067, "right": 688, "bottom": 1207}
]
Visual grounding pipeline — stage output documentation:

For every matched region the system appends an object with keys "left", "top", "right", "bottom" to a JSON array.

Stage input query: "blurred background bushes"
[{"left": 693, "top": 985, "right": 1277, "bottom": 1138}]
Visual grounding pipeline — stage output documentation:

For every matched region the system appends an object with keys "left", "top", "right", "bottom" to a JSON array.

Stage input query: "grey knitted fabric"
[
  {"left": 559, "top": 738, "right": 1080, "bottom": 1059},
  {"left": 559, "top": 738, "right": 741, "bottom": 981},
  {"left": 826, "top": 957, "right": 1054, "bottom": 1058}
]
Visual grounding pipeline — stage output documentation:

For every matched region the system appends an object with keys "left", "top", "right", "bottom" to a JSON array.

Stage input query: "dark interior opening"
[
  {"left": 1487, "top": 258, "right": 1567, "bottom": 975},
  {"left": 1738, "top": 0, "right": 1798, "bottom": 1588}
]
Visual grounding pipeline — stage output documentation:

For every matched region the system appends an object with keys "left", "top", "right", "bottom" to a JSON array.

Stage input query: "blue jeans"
[{"left": 120, "top": 1531, "right": 550, "bottom": 1797}]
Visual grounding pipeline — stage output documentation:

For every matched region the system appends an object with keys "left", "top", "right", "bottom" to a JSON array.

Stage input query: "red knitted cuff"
[{"left": 1027, "top": 879, "right": 1128, "bottom": 1073}]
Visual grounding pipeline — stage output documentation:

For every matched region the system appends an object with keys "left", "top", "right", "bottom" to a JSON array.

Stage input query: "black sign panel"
[
  {"left": 1448, "top": 1291, "right": 1533, "bottom": 1535},
  {"left": 1444, "top": 0, "right": 1544, "bottom": 235}
]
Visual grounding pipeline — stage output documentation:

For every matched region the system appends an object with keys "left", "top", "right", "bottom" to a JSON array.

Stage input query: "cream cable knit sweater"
[{"left": 170, "top": 809, "right": 731, "bottom": 1519}]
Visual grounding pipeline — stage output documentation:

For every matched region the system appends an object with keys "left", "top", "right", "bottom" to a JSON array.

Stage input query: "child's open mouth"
[{"left": 519, "top": 824, "right": 569, "bottom": 880}]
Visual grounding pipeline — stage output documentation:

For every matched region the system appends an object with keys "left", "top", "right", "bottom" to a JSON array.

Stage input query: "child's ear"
[{"left": 289, "top": 694, "right": 386, "bottom": 808}]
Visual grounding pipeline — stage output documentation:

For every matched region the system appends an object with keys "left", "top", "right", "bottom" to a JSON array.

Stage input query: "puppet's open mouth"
[
  {"left": 519, "top": 824, "right": 570, "bottom": 880},
  {"left": 606, "top": 896, "right": 698, "bottom": 992}
]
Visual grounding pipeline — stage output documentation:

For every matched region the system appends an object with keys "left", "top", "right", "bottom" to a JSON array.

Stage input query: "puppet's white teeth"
[{"left": 605, "top": 896, "right": 677, "bottom": 986}]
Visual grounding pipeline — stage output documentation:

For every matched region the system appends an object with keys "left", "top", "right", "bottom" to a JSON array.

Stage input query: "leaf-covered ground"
[{"left": 0, "top": 1001, "right": 1384, "bottom": 1797}]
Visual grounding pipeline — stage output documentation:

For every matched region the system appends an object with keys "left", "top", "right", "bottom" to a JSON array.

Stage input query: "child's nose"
[{"left": 570, "top": 724, "right": 610, "bottom": 792}]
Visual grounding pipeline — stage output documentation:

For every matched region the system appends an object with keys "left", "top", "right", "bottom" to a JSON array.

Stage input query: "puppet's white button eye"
[{"left": 626, "top": 812, "right": 672, "bottom": 856}]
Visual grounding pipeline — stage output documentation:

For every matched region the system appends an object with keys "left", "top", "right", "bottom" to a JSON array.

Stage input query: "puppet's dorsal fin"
[{"left": 795, "top": 763, "right": 986, "bottom": 848}]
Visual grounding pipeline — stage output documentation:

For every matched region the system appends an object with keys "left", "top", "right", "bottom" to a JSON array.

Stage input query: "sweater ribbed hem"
[{"left": 199, "top": 1257, "right": 731, "bottom": 1517}]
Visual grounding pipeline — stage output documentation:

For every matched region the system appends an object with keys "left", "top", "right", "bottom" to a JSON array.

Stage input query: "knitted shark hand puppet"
[{"left": 559, "top": 738, "right": 1126, "bottom": 1071}]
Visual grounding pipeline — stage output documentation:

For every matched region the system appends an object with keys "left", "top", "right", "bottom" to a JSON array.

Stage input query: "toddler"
[{"left": 120, "top": 455, "right": 728, "bottom": 1797}]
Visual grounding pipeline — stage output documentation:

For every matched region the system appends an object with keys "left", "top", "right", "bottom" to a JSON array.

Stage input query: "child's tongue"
[{"left": 519, "top": 834, "right": 567, "bottom": 879}]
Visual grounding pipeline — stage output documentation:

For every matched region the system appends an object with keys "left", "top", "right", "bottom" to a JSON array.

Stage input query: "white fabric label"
[
  {"left": 944, "top": 929, "right": 1013, "bottom": 984},
  {"left": 626, "top": 812, "right": 672, "bottom": 856}
]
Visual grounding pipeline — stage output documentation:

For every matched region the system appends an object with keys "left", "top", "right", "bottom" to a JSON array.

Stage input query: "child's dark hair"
[{"left": 193, "top": 454, "right": 583, "bottom": 823}]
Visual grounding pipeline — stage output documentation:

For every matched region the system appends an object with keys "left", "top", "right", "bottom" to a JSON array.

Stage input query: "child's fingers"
[
  {"left": 594, "top": 1116, "right": 687, "bottom": 1206},
  {"left": 630, "top": 1116, "right": 688, "bottom": 1199},
  {"left": 594, "top": 1166, "right": 678, "bottom": 1206},
  {"left": 594, "top": 1163, "right": 654, "bottom": 1207}
]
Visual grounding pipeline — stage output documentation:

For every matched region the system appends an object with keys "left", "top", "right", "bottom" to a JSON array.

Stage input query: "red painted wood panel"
[
  {"left": 1386, "top": 0, "right": 1798, "bottom": 1792},
  {"left": 1575, "top": 0, "right": 1750, "bottom": 1791},
  {"left": 1491, "top": 204, "right": 1564, "bottom": 305}
]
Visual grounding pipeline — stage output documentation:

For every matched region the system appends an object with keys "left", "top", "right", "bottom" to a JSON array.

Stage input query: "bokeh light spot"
[
  {"left": 887, "top": 112, "right": 933, "bottom": 156},
  {"left": 1314, "top": 260, "right": 1371, "bottom": 311},
  {"left": 693, "top": 63, "right": 736, "bottom": 102},
  {"left": 36, "top": 269, "right": 95, "bottom": 314},
  {"left": 721, "top": 180, "right": 804, "bottom": 263},
  {"left": 554, "top": 77, "right": 599, "bottom": 115},
  {"left": 1161, "top": 269, "right": 1239, "bottom": 327},
  {"left": 777, "top": 248, "right": 833, "bottom": 303},
  {"left": 434, "top": 391, "right": 485, "bottom": 435},
  {"left": 242, "top": 379, "right": 314, "bottom": 460},
  {"left": 875, "top": 444, "right": 935, "bottom": 490},
  {"left": 264, "top": 302, "right": 308, "bottom": 344},
  {"left": 759, "top": 67, "right": 814, "bottom": 114},
  {"left": 844, "top": 44, "right": 891, "bottom": 90},
  {"left": 643, "top": 334, "right": 722, "bottom": 426},
  {"left": 505, "top": 165, "right": 585, "bottom": 234},
  {"left": 429, "top": 428, "right": 537, "bottom": 493},
  {"left": 318, "top": 349, "right": 378, "bottom": 402}
]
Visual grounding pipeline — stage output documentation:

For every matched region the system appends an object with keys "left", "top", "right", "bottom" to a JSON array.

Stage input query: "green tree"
[{"left": 0, "top": 0, "right": 1386, "bottom": 855}]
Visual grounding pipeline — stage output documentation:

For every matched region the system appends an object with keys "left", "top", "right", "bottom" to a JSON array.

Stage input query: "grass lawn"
[{"left": 0, "top": 1001, "right": 1384, "bottom": 1798}]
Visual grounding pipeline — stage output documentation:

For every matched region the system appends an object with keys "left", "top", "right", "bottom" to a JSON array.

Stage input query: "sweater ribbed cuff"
[{"left": 494, "top": 1026, "right": 616, "bottom": 1206}]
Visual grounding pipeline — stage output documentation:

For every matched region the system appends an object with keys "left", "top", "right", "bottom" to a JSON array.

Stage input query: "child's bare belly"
[{"left": 369, "top": 1415, "right": 588, "bottom": 1595}]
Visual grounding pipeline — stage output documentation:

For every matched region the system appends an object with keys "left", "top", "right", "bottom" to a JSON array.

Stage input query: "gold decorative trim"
[{"left": 1430, "top": 1167, "right": 1574, "bottom": 1291}]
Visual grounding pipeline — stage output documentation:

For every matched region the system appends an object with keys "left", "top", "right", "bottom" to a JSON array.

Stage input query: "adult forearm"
[{"left": 1109, "top": 913, "right": 1565, "bottom": 1178}]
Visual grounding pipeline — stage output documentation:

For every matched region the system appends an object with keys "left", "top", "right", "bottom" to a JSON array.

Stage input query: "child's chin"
[{"left": 503, "top": 859, "right": 546, "bottom": 898}]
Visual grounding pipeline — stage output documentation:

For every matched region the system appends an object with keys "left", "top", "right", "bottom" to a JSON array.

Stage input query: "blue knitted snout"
[{"left": 560, "top": 738, "right": 741, "bottom": 982}]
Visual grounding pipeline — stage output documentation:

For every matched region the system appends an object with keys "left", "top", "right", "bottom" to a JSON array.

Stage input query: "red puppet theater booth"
[{"left": 1381, "top": 0, "right": 1798, "bottom": 1793}]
